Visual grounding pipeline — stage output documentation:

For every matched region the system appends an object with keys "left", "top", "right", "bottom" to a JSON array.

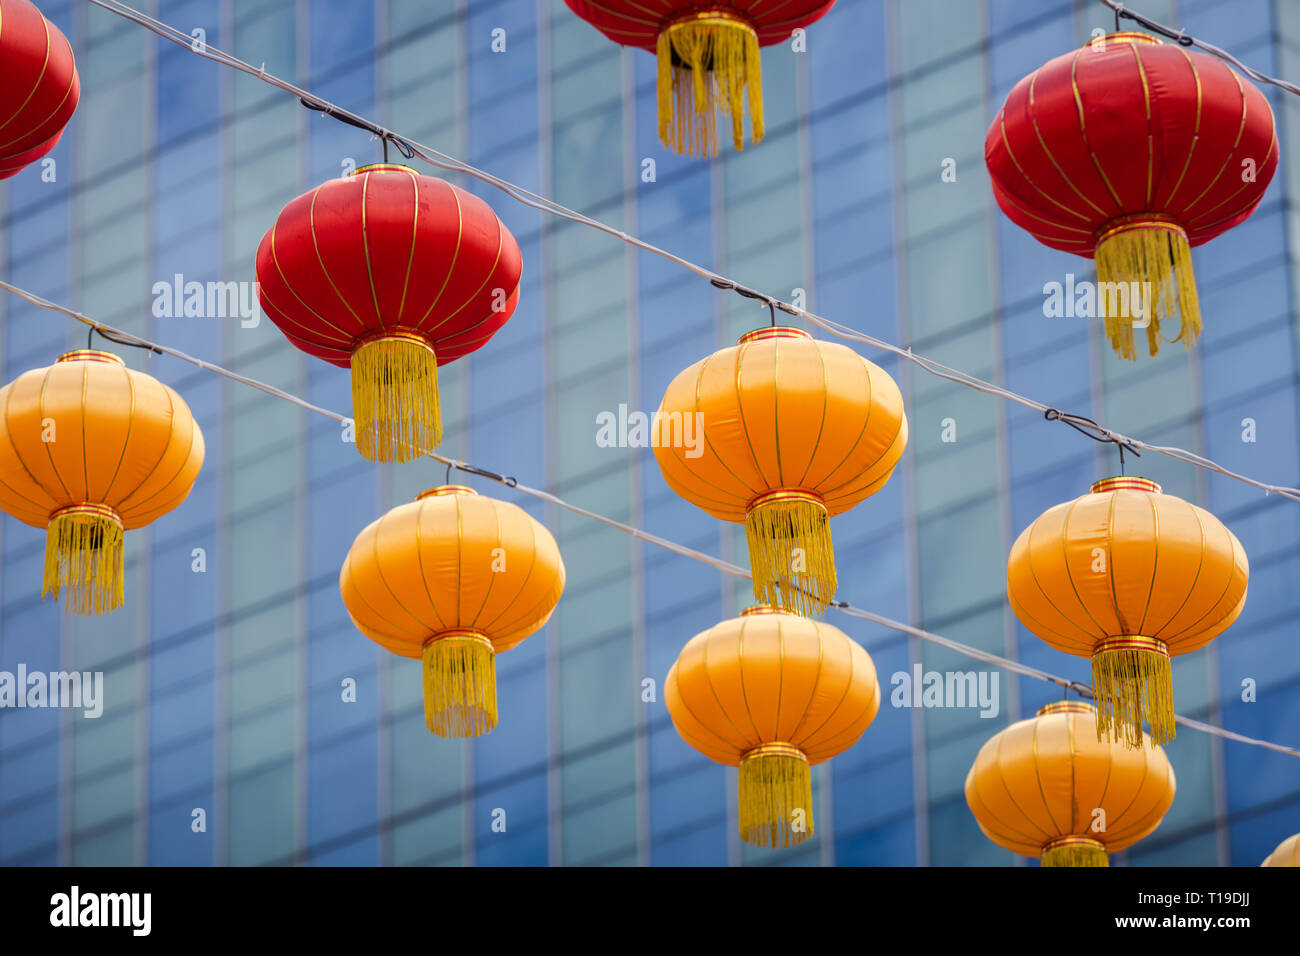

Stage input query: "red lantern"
[
  {"left": 0, "top": 0, "right": 80, "bottom": 179},
  {"left": 255, "top": 164, "right": 522, "bottom": 463},
  {"left": 986, "top": 32, "right": 1277, "bottom": 359},
  {"left": 564, "top": 1, "right": 834, "bottom": 156}
]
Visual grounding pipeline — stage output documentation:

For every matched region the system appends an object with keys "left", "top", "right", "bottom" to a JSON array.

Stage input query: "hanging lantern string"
[
  {"left": 1101, "top": 1, "right": 1300, "bottom": 96},
  {"left": 1043, "top": 407, "right": 1141, "bottom": 476},
  {"left": 0, "top": 279, "right": 1295, "bottom": 761},
  {"left": 75, "top": 0, "right": 1300, "bottom": 504}
]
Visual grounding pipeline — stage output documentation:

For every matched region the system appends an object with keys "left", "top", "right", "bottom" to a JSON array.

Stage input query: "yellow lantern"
[
  {"left": 339, "top": 485, "right": 565, "bottom": 737},
  {"left": 966, "top": 701, "right": 1176, "bottom": 867},
  {"left": 1262, "top": 833, "right": 1300, "bottom": 867},
  {"left": 665, "top": 606, "right": 880, "bottom": 848},
  {"left": 1007, "top": 477, "right": 1247, "bottom": 747}
]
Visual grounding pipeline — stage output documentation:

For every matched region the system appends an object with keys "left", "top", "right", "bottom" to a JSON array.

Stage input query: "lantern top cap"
[
  {"left": 1089, "top": 476, "right": 1162, "bottom": 495},
  {"left": 662, "top": 8, "right": 756, "bottom": 33},
  {"left": 351, "top": 162, "right": 418, "bottom": 177},
  {"left": 1089, "top": 31, "right": 1162, "bottom": 47},
  {"left": 56, "top": 350, "right": 124, "bottom": 367},
  {"left": 416, "top": 485, "right": 477, "bottom": 501},
  {"left": 737, "top": 326, "right": 811, "bottom": 346},
  {"left": 739, "top": 604, "right": 790, "bottom": 617},
  {"left": 1036, "top": 701, "right": 1095, "bottom": 718}
]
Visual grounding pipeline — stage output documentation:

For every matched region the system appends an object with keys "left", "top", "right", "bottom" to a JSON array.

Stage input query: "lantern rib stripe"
[
  {"left": 733, "top": 342, "right": 772, "bottom": 490},
  {"left": 670, "top": 657, "right": 744, "bottom": 754},
  {"left": 0, "top": 382, "right": 56, "bottom": 513},
  {"left": 396, "top": 170, "right": 419, "bottom": 323},
  {"left": 371, "top": 512, "right": 438, "bottom": 638},
  {"left": 0, "top": 39, "right": 76, "bottom": 155},
  {"left": 1162, "top": 48, "right": 1203, "bottom": 209},
  {"left": 1060, "top": 498, "right": 1111, "bottom": 636},
  {"left": 1028, "top": 73, "right": 1109, "bottom": 220},
  {"left": 307, "top": 190, "right": 367, "bottom": 333},
  {"left": 1146, "top": 498, "right": 1205, "bottom": 641},
  {"left": 411, "top": 181, "right": 463, "bottom": 330},
  {"left": 782, "top": 618, "right": 825, "bottom": 745},
  {"left": 698, "top": 630, "right": 756, "bottom": 750},
  {"left": 735, "top": 617, "right": 765, "bottom": 743},
  {"left": 1133, "top": 492, "right": 1160, "bottom": 637},
  {"left": 411, "top": 502, "right": 448, "bottom": 635},
  {"left": 788, "top": 626, "right": 856, "bottom": 749},
  {"left": 1183, "top": 131, "right": 1279, "bottom": 225},
  {"left": 0, "top": 14, "right": 49, "bottom": 139},
  {"left": 692, "top": 352, "right": 761, "bottom": 499},
  {"left": 115, "top": 385, "right": 193, "bottom": 516},
  {"left": 465, "top": 498, "right": 504, "bottom": 627},
  {"left": 1131, "top": 44, "right": 1154, "bottom": 208},
  {"left": 1008, "top": 589, "right": 1091, "bottom": 655},
  {"left": 360, "top": 172, "right": 384, "bottom": 330},
  {"left": 799, "top": 357, "right": 874, "bottom": 492},
  {"left": 773, "top": 616, "right": 785, "bottom": 741},
  {"left": 793, "top": 343, "right": 831, "bottom": 489},
  {"left": 1029, "top": 717, "right": 1064, "bottom": 836},
  {"left": 422, "top": 211, "right": 505, "bottom": 335},
  {"left": 266, "top": 225, "right": 356, "bottom": 345},
  {"left": 1103, "top": 749, "right": 1152, "bottom": 837},
  {"left": 1105, "top": 492, "right": 1126, "bottom": 634},
  {"left": 771, "top": 339, "right": 783, "bottom": 486},
  {"left": 79, "top": 364, "right": 89, "bottom": 501},
  {"left": 997, "top": 113, "right": 1095, "bottom": 225},
  {"left": 477, "top": 513, "right": 542, "bottom": 637},
  {"left": 992, "top": 732, "right": 1054, "bottom": 843},
  {"left": 1022, "top": 508, "right": 1100, "bottom": 645},
  {"left": 97, "top": 366, "right": 136, "bottom": 506},
  {"left": 1070, "top": 49, "right": 1125, "bottom": 211},
  {"left": 36, "top": 365, "right": 73, "bottom": 502},
  {"left": 818, "top": 427, "right": 904, "bottom": 502},
  {"left": 1179, "top": 70, "right": 1250, "bottom": 218},
  {"left": 1158, "top": 506, "right": 1238, "bottom": 645}
]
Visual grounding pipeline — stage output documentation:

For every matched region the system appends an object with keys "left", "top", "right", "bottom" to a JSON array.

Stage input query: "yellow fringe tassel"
[
  {"left": 1091, "top": 637, "right": 1174, "bottom": 748},
  {"left": 422, "top": 631, "right": 497, "bottom": 738},
  {"left": 1094, "top": 219, "right": 1201, "bottom": 360},
  {"left": 738, "top": 744, "right": 812, "bottom": 849},
  {"left": 43, "top": 504, "right": 125, "bottom": 616},
  {"left": 1041, "top": 837, "right": 1109, "bottom": 868},
  {"left": 350, "top": 332, "right": 441, "bottom": 463},
  {"left": 656, "top": 12, "right": 763, "bottom": 157},
  {"left": 745, "top": 491, "right": 836, "bottom": 617}
]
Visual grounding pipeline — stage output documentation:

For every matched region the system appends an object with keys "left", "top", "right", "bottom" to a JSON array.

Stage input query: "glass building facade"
[{"left": 1, "top": 0, "right": 1297, "bottom": 866}]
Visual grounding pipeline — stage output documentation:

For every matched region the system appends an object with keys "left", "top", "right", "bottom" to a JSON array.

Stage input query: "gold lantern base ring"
[
  {"left": 1091, "top": 635, "right": 1173, "bottom": 747},
  {"left": 1094, "top": 214, "right": 1200, "bottom": 361},
  {"left": 43, "top": 503, "right": 125, "bottom": 616},
  {"left": 738, "top": 743, "right": 813, "bottom": 849},
  {"left": 422, "top": 629, "right": 498, "bottom": 738},
  {"left": 1041, "top": 835, "right": 1109, "bottom": 868},
  {"left": 350, "top": 330, "right": 441, "bottom": 463},
  {"left": 656, "top": 9, "right": 763, "bottom": 157},
  {"left": 744, "top": 489, "right": 836, "bottom": 617}
]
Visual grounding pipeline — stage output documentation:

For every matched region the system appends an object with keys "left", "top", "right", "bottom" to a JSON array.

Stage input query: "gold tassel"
[
  {"left": 1091, "top": 636, "right": 1174, "bottom": 747},
  {"left": 350, "top": 330, "right": 440, "bottom": 463},
  {"left": 1041, "top": 836, "right": 1109, "bottom": 867},
  {"left": 43, "top": 504, "right": 125, "bottom": 616},
  {"left": 1094, "top": 216, "right": 1200, "bottom": 360},
  {"left": 745, "top": 490, "right": 836, "bottom": 617},
  {"left": 738, "top": 743, "right": 813, "bottom": 849},
  {"left": 422, "top": 630, "right": 497, "bottom": 738},
  {"left": 656, "top": 11, "right": 763, "bottom": 157}
]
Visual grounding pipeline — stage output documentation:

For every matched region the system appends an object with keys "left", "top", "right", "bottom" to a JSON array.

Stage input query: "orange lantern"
[
  {"left": 653, "top": 327, "right": 907, "bottom": 616},
  {"left": 966, "top": 701, "right": 1176, "bottom": 867},
  {"left": 1007, "top": 476, "right": 1247, "bottom": 747},
  {"left": 664, "top": 606, "right": 880, "bottom": 848},
  {"left": 1262, "top": 833, "right": 1299, "bottom": 867},
  {"left": 0, "top": 350, "right": 205, "bottom": 614},
  {"left": 339, "top": 485, "right": 565, "bottom": 738}
]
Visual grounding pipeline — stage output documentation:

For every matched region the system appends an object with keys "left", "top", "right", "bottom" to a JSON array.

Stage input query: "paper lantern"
[
  {"left": 1261, "top": 833, "right": 1300, "bottom": 867},
  {"left": 0, "top": 350, "right": 205, "bottom": 614},
  {"left": 653, "top": 326, "right": 907, "bottom": 616},
  {"left": 339, "top": 485, "right": 564, "bottom": 737},
  {"left": 987, "top": 32, "right": 1277, "bottom": 359},
  {"left": 0, "top": 0, "right": 80, "bottom": 179},
  {"left": 563, "top": 1, "right": 834, "bottom": 156},
  {"left": 256, "top": 164, "right": 522, "bottom": 463},
  {"left": 966, "top": 701, "right": 1175, "bottom": 866},
  {"left": 664, "top": 606, "right": 880, "bottom": 848},
  {"left": 1007, "top": 476, "right": 1247, "bottom": 747}
]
